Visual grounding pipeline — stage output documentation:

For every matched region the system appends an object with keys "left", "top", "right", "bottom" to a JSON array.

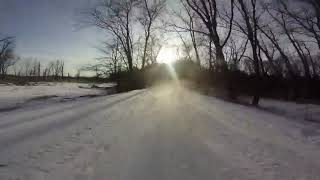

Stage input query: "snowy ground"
[
  {"left": 236, "top": 96, "right": 320, "bottom": 123},
  {"left": 0, "top": 82, "right": 115, "bottom": 111},
  {"left": 0, "top": 84, "right": 320, "bottom": 179},
  {"left": 259, "top": 98, "right": 320, "bottom": 123}
]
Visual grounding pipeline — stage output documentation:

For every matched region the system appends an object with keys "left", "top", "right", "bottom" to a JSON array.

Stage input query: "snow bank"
[
  {"left": 236, "top": 95, "right": 320, "bottom": 123},
  {"left": 259, "top": 99, "right": 320, "bottom": 123},
  {"left": 0, "top": 82, "right": 115, "bottom": 111}
]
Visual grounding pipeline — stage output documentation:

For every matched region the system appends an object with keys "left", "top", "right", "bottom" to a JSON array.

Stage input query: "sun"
[{"left": 157, "top": 47, "right": 177, "bottom": 64}]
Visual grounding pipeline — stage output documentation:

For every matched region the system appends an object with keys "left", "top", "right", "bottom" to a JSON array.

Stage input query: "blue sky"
[{"left": 0, "top": 0, "right": 104, "bottom": 74}]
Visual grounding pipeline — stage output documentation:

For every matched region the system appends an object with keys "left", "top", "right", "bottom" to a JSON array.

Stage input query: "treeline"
[
  {"left": 14, "top": 59, "right": 65, "bottom": 79},
  {"left": 82, "top": 0, "right": 320, "bottom": 105},
  {"left": 175, "top": 0, "right": 320, "bottom": 104},
  {"left": 0, "top": 36, "right": 68, "bottom": 81},
  {"left": 0, "top": 36, "right": 107, "bottom": 84}
]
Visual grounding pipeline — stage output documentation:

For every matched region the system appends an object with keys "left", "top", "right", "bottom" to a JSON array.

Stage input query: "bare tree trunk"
[
  {"left": 188, "top": 13, "right": 200, "bottom": 66},
  {"left": 141, "top": 29, "right": 150, "bottom": 69},
  {"left": 209, "top": 40, "right": 213, "bottom": 71},
  {"left": 191, "top": 30, "right": 201, "bottom": 66},
  {"left": 126, "top": 49, "right": 133, "bottom": 72},
  {"left": 237, "top": 0, "right": 261, "bottom": 106},
  {"left": 215, "top": 45, "right": 227, "bottom": 71}
]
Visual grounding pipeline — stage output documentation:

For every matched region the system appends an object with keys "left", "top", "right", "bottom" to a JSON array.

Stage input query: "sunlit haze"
[{"left": 157, "top": 47, "right": 178, "bottom": 64}]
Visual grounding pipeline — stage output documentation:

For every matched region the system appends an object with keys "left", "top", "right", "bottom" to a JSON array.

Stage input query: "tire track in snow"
[
  {"left": 0, "top": 91, "right": 143, "bottom": 131},
  {"left": 0, "top": 91, "right": 144, "bottom": 151}
]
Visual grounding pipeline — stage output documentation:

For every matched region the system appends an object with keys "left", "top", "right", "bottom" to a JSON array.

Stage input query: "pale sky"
[{"left": 0, "top": 0, "right": 105, "bottom": 75}]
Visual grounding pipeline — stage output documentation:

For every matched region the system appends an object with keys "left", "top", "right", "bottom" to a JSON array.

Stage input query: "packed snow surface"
[{"left": 0, "top": 84, "right": 320, "bottom": 179}]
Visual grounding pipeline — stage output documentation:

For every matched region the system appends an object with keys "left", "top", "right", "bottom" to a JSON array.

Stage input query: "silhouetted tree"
[{"left": 0, "top": 37, "right": 16, "bottom": 78}]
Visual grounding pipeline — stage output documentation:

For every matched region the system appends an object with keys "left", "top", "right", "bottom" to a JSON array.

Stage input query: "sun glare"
[{"left": 157, "top": 47, "right": 177, "bottom": 64}]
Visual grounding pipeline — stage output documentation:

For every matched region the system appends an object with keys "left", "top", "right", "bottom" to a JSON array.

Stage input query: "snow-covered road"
[{"left": 1, "top": 84, "right": 320, "bottom": 180}]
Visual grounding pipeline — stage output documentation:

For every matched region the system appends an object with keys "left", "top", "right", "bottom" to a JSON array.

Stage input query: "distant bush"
[
  {"left": 114, "top": 70, "right": 145, "bottom": 92},
  {"left": 112, "top": 64, "right": 173, "bottom": 92}
]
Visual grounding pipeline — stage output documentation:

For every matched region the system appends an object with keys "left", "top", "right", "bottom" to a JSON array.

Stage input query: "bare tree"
[
  {"left": 171, "top": 0, "right": 201, "bottom": 65},
  {"left": 23, "top": 59, "right": 31, "bottom": 76},
  {"left": 89, "top": 0, "right": 138, "bottom": 72},
  {"left": 184, "top": 0, "right": 235, "bottom": 70},
  {"left": 138, "top": 0, "right": 166, "bottom": 69},
  {"left": 148, "top": 35, "right": 163, "bottom": 64},
  {"left": 85, "top": 39, "right": 126, "bottom": 76},
  {"left": 226, "top": 37, "right": 248, "bottom": 71},
  {"left": 279, "top": 0, "right": 320, "bottom": 50},
  {"left": 11, "top": 59, "right": 20, "bottom": 76},
  {"left": 0, "top": 37, "right": 16, "bottom": 78},
  {"left": 235, "top": 0, "right": 262, "bottom": 105},
  {"left": 266, "top": 3, "right": 312, "bottom": 80},
  {"left": 256, "top": 37, "right": 282, "bottom": 76},
  {"left": 301, "top": 42, "right": 318, "bottom": 77},
  {"left": 173, "top": 29, "right": 193, "bottom": 61},
  {"left": 52, "top": 60, "right": 64, "bottom": 79},
  {"left": 41, "top": 60, "right": 64, "bottom": 80},
  {"left": 257, "top": 23, "right": 296, "bottom": 78}
]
